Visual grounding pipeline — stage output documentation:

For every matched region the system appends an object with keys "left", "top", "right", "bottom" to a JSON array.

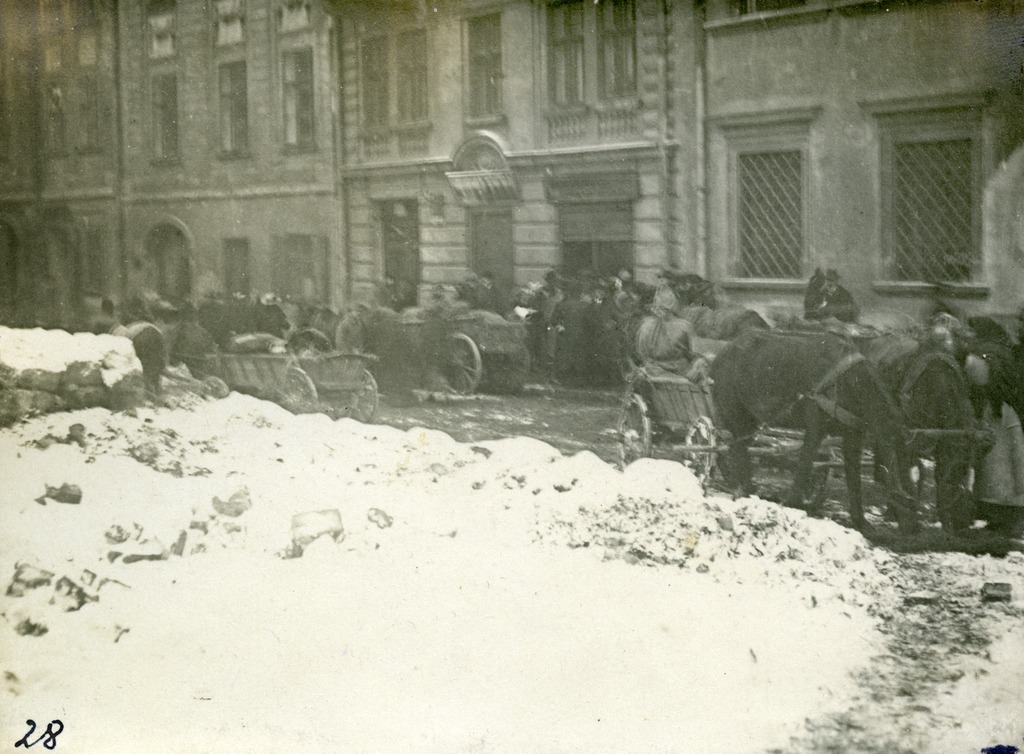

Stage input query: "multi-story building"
[
  {"left": 336, "top": 0, "right": 701, "bottom": 308},
  {"left": 699, "top": 0, "right": 1024, "bottom": 317},
  {"left": 1, "top": 0, "right": 1021, "bottom": 328}
]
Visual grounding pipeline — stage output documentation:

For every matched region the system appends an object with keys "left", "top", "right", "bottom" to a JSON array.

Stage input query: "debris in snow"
[
  {"left": 14, "top": 618, "right": 48, "bottom": 637},
  {"left": 368, "top": 508, "right": 393, "bottom": 528},
  {"left": 290, "top": 509, "right": 345, "bottom": 555},
  {"left": 51, "top": 575, "right": 99, "bottom": 612},
  {"left": 981, "top": 583, "right": 1012, "bottom": 603},
  {"left": 6, "top": 563, "right": 55, "bottom": 597},
  {"left": 904, "top": 592, "right": 940, "bottom": 606},
  {"left": 35, "top": 483, "right": 82, "bottom": 506},
  {"left": 108, "top": 538, "right": 169, "bottom": 564},
  {"left": 212, "top": 488, "right": 253, "bottom": 518}
]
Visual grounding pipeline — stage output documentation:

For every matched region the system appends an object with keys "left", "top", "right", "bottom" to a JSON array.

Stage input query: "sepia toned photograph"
[{"left": 1, "top": 0, "right": 1023, "bottom": 751}]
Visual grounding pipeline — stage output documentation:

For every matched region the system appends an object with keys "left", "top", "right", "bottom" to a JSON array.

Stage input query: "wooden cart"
[
  {"left": 203, "top": 351, "right": 379, "bottom": 421},
  {"left": 617, "top": 368, "right": 840, "bottom": 498}
]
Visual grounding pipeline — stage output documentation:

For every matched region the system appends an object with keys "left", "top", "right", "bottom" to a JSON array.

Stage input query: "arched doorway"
[
  {"left": 0, "top": 221, "right": 18, "bottom": 324},
  {"left": 144, "top": 223, "right": 192, "bottom": 303}
]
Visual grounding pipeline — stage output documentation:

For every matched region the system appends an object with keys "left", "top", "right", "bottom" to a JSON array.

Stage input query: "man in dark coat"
[{"left": 804, "top": 269, "right": 859, "bottom": 323}]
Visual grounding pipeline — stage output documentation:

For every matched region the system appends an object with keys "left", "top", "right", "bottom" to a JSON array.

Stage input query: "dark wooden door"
[
  {"left": 470, "top": 210, "right": 514, "bottom": 299},
  {"left": 381, "top": 200, "right": 420, "bottom": 309}
]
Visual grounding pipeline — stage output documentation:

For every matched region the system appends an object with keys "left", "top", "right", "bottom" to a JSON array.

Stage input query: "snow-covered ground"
[{"left": 1, "top": 330, "right": 1022, "bottom": 753}]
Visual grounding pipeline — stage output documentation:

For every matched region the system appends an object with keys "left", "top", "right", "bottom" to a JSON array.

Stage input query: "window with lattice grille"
[
  {"left": 890, "top": 138, "right": 976, "bottom": 282},
  {"left": 736, "top": 150, "right": 803, "bottom": 279}
]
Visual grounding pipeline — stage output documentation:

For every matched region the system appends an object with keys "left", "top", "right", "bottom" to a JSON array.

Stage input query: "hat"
[{"left": 824, "top": 269, "right": 840, "bottom": 282}]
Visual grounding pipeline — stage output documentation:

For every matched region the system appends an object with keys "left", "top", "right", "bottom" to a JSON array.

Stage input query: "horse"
[
  {"left": 861, "top": 335, "right": 984, "bottom": 531},
  {"left": 711, "top": 330, "right": 918, "bottom": 533}
]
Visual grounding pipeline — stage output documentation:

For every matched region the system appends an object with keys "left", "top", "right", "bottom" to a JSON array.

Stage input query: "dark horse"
[
  {"left": 711, "top": 330, "right": 917, "bottom": 533},
  {"left": 862, "top": 335, "right": 983, "bottom": 531}
]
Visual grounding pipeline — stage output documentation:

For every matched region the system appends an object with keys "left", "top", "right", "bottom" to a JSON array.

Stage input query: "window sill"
[
  {"left": 218, "top": 150, "right": 252, "bottom": 161},
  {"left": 464, "top": 113, "right": 506, "bottom": 129},
  {"left": 720, "top": 277, "right": 807, "bottom": 292},
  {"left": 871, "top": 281, "right": 990, "bottom": 298}
]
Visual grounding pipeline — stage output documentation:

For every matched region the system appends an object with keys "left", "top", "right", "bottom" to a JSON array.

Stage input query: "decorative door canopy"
[{"left": 446, "top": 132, "right": 519, "bottom": 206}]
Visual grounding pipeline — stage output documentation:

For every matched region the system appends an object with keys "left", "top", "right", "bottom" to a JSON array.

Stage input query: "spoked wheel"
[
  {"left": 350, "top": 369, "right": 379, "bottom": 423},
  {"left": 281, "top": 365, "right": 319, "bottom": 412},
  {"left": 617, "top": 392, "right": 653, "bottom": 469},
  {"left": 682, "top": 415, "right": 717, "bottom": 490},
  {"left": 445, "top": 333, "right": 483, "bottom": 395}
]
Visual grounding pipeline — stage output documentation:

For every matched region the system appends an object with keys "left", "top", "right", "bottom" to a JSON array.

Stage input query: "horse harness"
[{"left": 800, "top": 351, "right": 866, "bottom": 430}]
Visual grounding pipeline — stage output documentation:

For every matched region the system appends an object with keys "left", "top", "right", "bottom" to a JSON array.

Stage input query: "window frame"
[
  {"left": 360, "top": 35, "right": 390, "bottom": 130},
  {"left": 547, "top": 0, "right": 585, "bottom": 108},
  {"left": 467, "top": 13, "right": 503, "bottom": 120},
  {"left": 720, "top": 113, "right": 816, "bottom": 284},
  {"left": 874, "top": 106, "right": 985, "bottom": 287},
  {"left": 597, "top": 0, "right": 636, "bottom": 102},
  {"left": 396, "top": 28, "right": 428, "bottom": 125},
  {"left": 218, "top": 59, "right": 250, "bottom": 156},
  {"left": 281, "top": 46, "right": 315, "bottom": 151},
  {"left": 150, "top": 71, "right": 180, "bottom": 162}
]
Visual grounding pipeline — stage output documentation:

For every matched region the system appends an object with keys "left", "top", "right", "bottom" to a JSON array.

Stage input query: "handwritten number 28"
[{"left": 15, "top": 719, "right": 63, "bottom": 750}]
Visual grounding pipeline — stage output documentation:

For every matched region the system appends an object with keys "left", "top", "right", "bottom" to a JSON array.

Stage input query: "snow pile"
[
  {"left": 537, "top": 457, "right": 893, "bottom": 608},
  {"left": 0, "top": 365, "right": 903, "bottom": 752},
  {"left": 0, "top": 326, "right": 143, "bottom": 426}
]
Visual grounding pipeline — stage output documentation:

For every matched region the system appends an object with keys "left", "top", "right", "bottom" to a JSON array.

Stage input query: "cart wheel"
[
  {"left": 282, "top": 365, "right": 318, "bottom": 412},
  {"left": 351, "top": 369, "right": 379, "bottom": 423},
  {"left": 445, "top": 333, "right": 483, "bottom": 394},
  {"left": 617, "top": 393, "right": 653, "bottom": 469},
  {"left": 682, "top": 415, "right": 717, "bottom": 490}
]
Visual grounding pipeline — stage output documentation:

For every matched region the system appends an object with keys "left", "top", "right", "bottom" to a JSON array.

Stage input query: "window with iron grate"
[
  {"left": 736, "top": 150, "right": 804, "bottom": 279},
  {"left": 736, "top": 0, "right": 806, "bottom": 14},
  {"left": 890, "top": 138, "right": 976, "bottom": 282},
  {"left": 282, "top": 47, "right": 314, "bottom": 148}
]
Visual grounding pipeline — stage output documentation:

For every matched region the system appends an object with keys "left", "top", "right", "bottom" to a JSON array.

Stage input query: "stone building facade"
[
  {"left": 699, "top": 0, "right": 1024, "bottom": 318},
  {"left": 1, "top": 0, "right": 1021, "bottom": 326},
  {"left": 337, "top": 0, "right": 702, "bottom": 308}
]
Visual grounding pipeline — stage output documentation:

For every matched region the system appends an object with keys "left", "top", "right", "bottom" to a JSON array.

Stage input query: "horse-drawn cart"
[
  {"left": 202, "top": 351, "right": 379, "bottom": 421},
  {"left": 393, "top": 310, "right": 529, "bottom": 395},
  {"left": 617, "top": 368, "right": 840, "bottom": 499}
]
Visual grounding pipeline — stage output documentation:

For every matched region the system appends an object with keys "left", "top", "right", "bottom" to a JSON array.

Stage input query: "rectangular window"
[
  {"left": 223, "top": 238, "right": 251, "bottom": 296},
  {"left": 468, "top": 14, "right": 502, "bottom": 118},
  {"left": 361, "top": 37, "right": 389, "bottom": 128},
  {"left": 279, "top": 0, "right": 310, "bottom": 32},
  {"left": 77, "top": 74, "right": 101, "bottom": 152},
  {"left": 559, "top": 202, "right": 634, "bottom": 276},
  {"left": 219, "top": 60, "right": 249, "bottom": 154},
  {"left": 282, "top": 47, "right": 314, "bottom": 148},
  {"left": 152, "top": 72, "right": 178, "bottom": 160},
  {"left": 889, "top": 138, "right": 978, "bottom": 282},
  {"left": 598, "top": 0, "right": 635, "bottom": 100},
  {"left": 736, "top": 150, "right": 804, "bottom": 278},
  {"left": 548, "top": 1, "right": 584, "bottom": 106},
  {"left": 81, "top": 225, "right": 105, "bottom": 295},
  {"left": 397, "top": 29, "right": 427, "bottom": 123},
  {"left": 272, "top": 234, "right": 327, "bottom": 302}
]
